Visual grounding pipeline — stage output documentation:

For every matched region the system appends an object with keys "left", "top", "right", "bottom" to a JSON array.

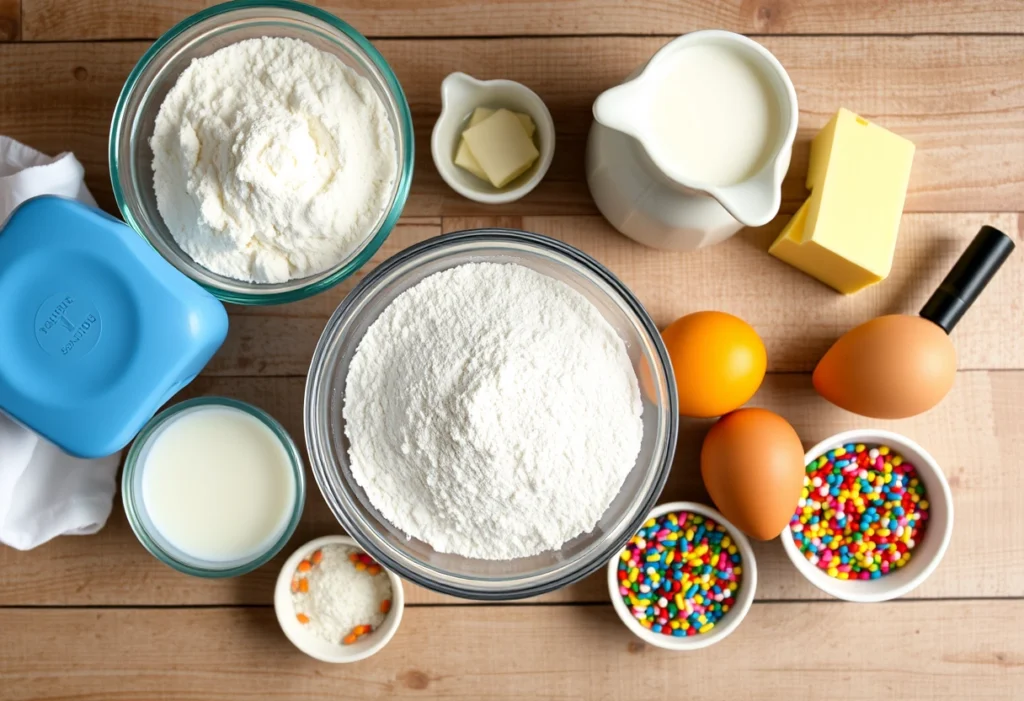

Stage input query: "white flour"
[
  {"left": 343, "top": 263, "right": 644, "bottom": 560},
  {"left": 291, "top": 544, "right": 391, "bottom": 644},
  {"left": 150, "top": 37, "right": 397, "bottom": 283}
]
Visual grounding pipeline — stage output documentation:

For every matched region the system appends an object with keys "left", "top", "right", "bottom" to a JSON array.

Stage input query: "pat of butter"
[
  {"left": 454, "top": 139, "right": 490, "bottom": 180},
  {"left": 769, "top": 108, "right": 915, "bottom": 294},
  {"left": 461, "top": 108, "right": 540, "bottom": 188},
  {"left": 454, "top": 108, "right": 537, "bottom": 182},
  {"left": 468, "top": 107, "right": 535, "bottom": 136}
]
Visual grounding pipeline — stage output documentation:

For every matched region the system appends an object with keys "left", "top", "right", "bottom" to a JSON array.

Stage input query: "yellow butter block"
[
  {"left": 453, "top": 108, "right": 537, "bottom": 183},
  {"left": 769, "top": 200, "right": 885, "bottom": 294},
  {"left": 769, "top": 108, "right": 915, "bottom": 294},
  {"left": 461, "top": 108, "right": 539, "bottom": 188}
]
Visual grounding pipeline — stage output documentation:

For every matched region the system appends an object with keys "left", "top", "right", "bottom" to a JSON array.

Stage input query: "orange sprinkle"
[
  {"left": 367, "top": 565, "right": 381, "bottom": 576},
  {"left": 380, "top": 599, "right": 391, "bottom": 614},
  {"left": 297, "top": 560, "right": 311, "bottom": 573},
  {"left": 353, "top": 624, "right": 372, "bottom": 636},
  {"left": 342, "top": 633, "right": 358, "bottom": 645},
  {"left": 348, "top": 553, "right": 360, "bottom": 563},
  {"left": 354, "top": 562, "right": 367, "bottom": 571},
  {"left": 311, "top": 549, "right": 323, "bottom": 565},
  {"left": 298, "top": 579, "right": 309, "bottom": 593},
  {"left": 296, "top": 613, "right": 310, "bottom": 624}
]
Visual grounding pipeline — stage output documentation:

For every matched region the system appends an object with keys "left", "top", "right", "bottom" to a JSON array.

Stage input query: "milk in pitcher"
[
  {"left": 648, "top": 43, "right": 780, "bottom": 186},
  {"left": 587, "top": 30, "right": 798, "bottom": 250}
]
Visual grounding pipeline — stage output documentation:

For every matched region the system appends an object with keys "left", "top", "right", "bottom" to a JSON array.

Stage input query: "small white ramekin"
[
  {"left": 431, "top": 72, "right": 555, "bottom": 204},
  {"left": 274, "top": 535, "right": 404, "bottom": 662},
  {"left": 607, "top": 501, "right": 757, "bottom": 651},
  {"left": 779, "top": 429, "right": 954, "bottom": 603}
]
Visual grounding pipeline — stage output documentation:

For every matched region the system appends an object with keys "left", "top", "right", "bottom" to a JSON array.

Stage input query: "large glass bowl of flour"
[
  {"left": 306, "top": 230, "right": 679, "bottom": 600},
  {"left": 109, "top": 0, "right": 414, "bottom": 304}
]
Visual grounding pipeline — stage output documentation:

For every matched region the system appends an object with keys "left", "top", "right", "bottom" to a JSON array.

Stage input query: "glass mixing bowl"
[
  {"left": 109, "top": 0, "right": 414, "bottom": 305},
  {"left": 305, "top": 230, "right": 678, "bottom": 599}
]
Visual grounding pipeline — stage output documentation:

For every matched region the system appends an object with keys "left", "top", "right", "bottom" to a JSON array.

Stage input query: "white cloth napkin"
[{"left": 0, "top": 136, "right": 120, "bottom": 550}]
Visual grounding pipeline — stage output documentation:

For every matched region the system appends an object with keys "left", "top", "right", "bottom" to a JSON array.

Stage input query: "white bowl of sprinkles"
[
  {"left": 779, "top": 429, "right": 953, "bottom": 603},
  {"left": 274, "top": 535, "right": 405, "bottom": 662}
]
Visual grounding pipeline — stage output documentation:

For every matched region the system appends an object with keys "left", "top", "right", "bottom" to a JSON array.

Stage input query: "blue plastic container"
[{"left": 0, "top": 196, "right": 228, "bottom": 458}]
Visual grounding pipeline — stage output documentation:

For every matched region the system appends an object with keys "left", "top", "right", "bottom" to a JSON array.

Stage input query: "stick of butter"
[
  {"left": 769, "top": 108, "right": 915, "bottom": 294},
  {"left": 454, "top": 108, "right": 536, "bottom": 182},
  {"left": 461, "top": 109, "right": 540, "bottom": 188}
]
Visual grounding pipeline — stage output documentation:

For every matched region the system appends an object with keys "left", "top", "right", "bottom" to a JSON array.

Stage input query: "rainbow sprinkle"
[
  {"left": 616, "top": 511, "right": 741, "bottom": 637},
  {"left": 789, "top": 443, "right": 929, "bottom": 580}
]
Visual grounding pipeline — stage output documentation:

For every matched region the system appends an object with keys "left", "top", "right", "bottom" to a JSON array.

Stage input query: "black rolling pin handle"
[{"left": 920, "top": 225, "right": 1016, "bottom": 334}]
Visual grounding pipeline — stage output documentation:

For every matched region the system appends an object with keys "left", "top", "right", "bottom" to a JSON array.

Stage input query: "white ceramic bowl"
[
  {"left": 274, "top": 535, "right": 404, "bottom": 662},
  {"left": 607, "top": 501, "right": 757, "bottom": 651},
  {"left": 431, "top": 72, "right": 555, "bottom": 204},
  {"left": 780, "top": 429, "right": 954, "bottom": 603}
]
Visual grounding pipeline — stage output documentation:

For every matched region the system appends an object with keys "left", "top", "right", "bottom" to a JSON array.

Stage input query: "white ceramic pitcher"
[{"left": 586, "top": 30, "right": 798, "bottom": 250}]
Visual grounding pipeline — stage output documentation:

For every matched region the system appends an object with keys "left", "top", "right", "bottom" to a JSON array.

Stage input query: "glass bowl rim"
[
  {"left": 304, "top": 228, "right": 679, "bottom": 599},
  {"left": 108, "top": 0, "right": 415, "bottom": 305},
  {"left": 122, "top": 395, "right": 307, "bottom": 578}
]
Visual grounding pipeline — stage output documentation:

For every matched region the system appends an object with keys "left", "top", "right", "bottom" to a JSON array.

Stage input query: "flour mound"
[
  {"left": 343, "top": 262, "right": 644, "bottom": 560},
  {"left": 150, "top": 37, "right": 397, "bottom": 284}
]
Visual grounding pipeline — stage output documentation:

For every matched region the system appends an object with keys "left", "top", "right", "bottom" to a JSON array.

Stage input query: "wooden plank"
[
  {"left": 1, "top": 603, "right": 1022, "bottom": 700},
  {"left": 0, "top": 0, "right": 18, "bottom": 41},
  {"left": 209, "top": 220, "right": 441, "bottom": 377},
  {"left": 1, "top": 371, "right": 1020, "bottom": 606},
  {"left": 473, "top": 214, "right": 1024, "bottom": 372},
  {"left": 208, "top": 213, "right": 1023, "bottom": 376},
  {"left": 2, "top": 37, "right": 1024, "bottom": 215},
  {"left": 20, "top": 0, "right": 1024, "bottom": 41}
]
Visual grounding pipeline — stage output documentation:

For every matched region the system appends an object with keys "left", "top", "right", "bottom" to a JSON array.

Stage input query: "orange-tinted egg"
[
  {"left": 661, "top": 311, "right": 767, "bottom": 418},
  {"left": 813, "top": 315, "right": 957, "bottom": 419},
  {"left": 700, "top": 408, "right": 805, "bottom": 540}
]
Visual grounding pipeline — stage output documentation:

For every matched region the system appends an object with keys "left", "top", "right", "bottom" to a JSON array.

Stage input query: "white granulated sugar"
[
  {"left": 291, "top": 544, "right": 392, "bottom": 644},
  {"left": 343, "top": 262, "right": 644, "bottom": 560},
  {"left": 151, "top": 37, "right": 397, "bottom": 283}
]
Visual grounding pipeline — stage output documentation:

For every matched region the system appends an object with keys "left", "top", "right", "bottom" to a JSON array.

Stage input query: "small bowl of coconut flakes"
[{"left": 274, "top": 535, "right": 405, "bottom": 662}]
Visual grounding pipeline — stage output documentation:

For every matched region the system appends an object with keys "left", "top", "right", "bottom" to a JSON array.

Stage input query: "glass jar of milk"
[{"left": 122, "top": 397, "right": 305, "bottom": 577}]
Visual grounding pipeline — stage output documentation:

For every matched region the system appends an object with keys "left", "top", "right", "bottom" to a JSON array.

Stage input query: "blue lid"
[{"left": 0, "top": 196, "right": 228, "bottom": 458}]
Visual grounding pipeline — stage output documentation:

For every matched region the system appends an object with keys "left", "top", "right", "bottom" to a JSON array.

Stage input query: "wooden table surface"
[{"left": 2, "top": 2, "right": 1023, "bottom": 699}]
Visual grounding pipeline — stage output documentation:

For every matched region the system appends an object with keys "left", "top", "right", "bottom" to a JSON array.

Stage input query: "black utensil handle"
[{"left": 920, "top": 225, "right": 1015, "bottom": 334}]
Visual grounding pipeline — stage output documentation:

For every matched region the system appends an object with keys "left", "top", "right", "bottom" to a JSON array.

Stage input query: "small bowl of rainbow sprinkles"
[
  {"left": 780, "top": 429, "right": 954, "bottom": 603},
  {"left": 607, "top": 501, "right": 757, "bottom": 650}
]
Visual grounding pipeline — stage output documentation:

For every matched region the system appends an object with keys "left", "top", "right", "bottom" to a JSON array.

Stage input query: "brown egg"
[
  {"left": 700, "top": 408, "right": 805, "bottom": 540},
  {"left": 813, "top": 315, "right": 957, "bottom": 419}
]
